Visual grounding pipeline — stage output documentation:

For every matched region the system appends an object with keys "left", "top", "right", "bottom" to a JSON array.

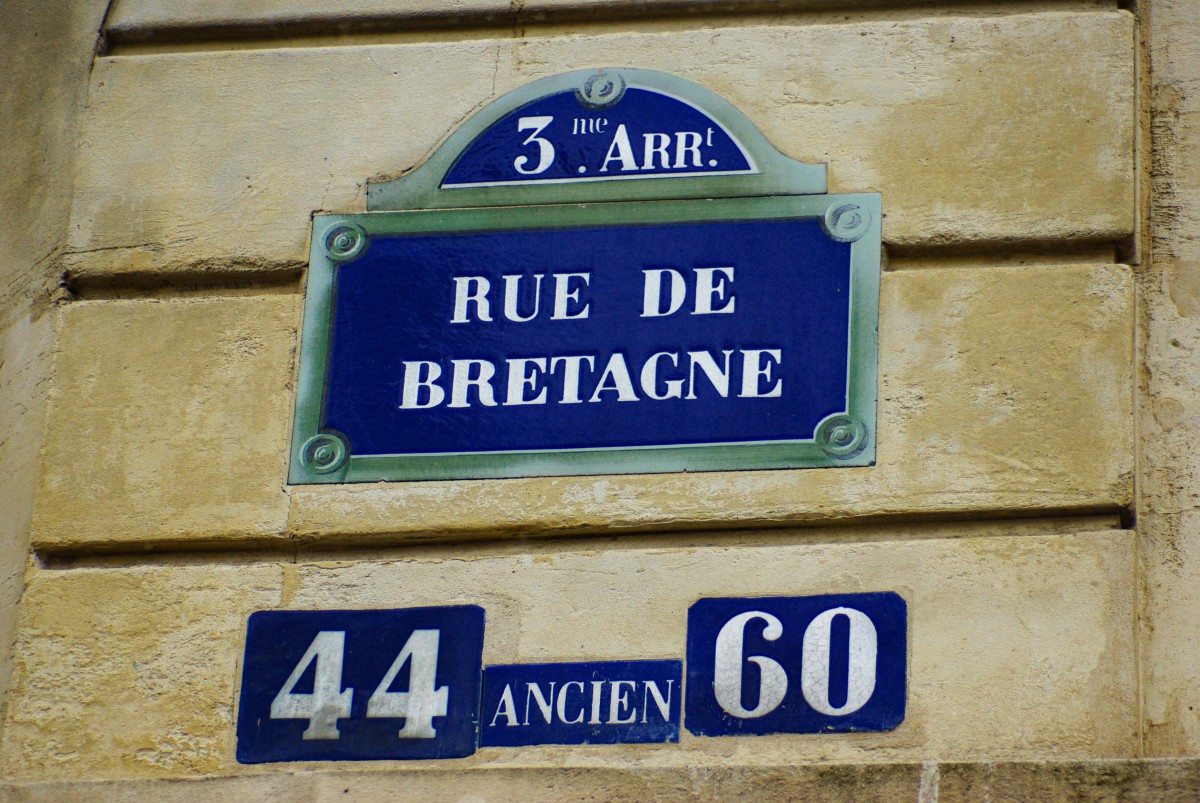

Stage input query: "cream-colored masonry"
[
  {"left": 68, "top": 11, "right": 1133, "bottom": 280},
  {"left": 1, "top": 527, "right": 1134, "bottom": 779},
  {"left": 1, "top": 0, "right": 1156, "bottom": 788},
  {"left": 32, "top": 262, "right": 1132, "bottom": 550}
]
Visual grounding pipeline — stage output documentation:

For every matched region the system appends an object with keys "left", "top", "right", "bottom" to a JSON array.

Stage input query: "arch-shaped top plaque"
[{"left": 367, "top": 68, "right": 827, "bottom": 211}]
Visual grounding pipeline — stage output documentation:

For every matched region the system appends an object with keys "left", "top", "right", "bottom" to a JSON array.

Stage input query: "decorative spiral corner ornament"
[
  {"left": 300, "top": 433, "right": 349, "bottom": 474},
  {"left": 815, "top": 414, "right": 869, "bottom": 459},
  {"left": 323, "top": 223, "right": 368, "bottom": 262},
  {"left": 822, "top": 203, "right": 871, "bottom": 243},
  {"left": 576, "top": 70, "right": 627, "bottom": 109}
]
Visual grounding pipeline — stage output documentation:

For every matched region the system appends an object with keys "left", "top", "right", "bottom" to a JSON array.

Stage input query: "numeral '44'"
[{"left": 269, "top": 629, "right": 449, "bottom": 740}]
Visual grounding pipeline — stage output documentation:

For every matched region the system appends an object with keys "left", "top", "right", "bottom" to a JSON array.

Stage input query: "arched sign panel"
[
  {"left": 440, "top": 81, "right": 756, "bottom": 187},
  {"left": 289, "top": 68, "right": 880, "bottom": 483}
]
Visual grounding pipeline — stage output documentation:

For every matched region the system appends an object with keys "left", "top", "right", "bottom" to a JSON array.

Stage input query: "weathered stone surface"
[
  {"left": 0, "top": 564, "right": 284, "bottom": 780},
  {"left": 107, "top": 0, "right": 509, "bottom": 34},
  {"left": 0, "top": 0, "right": 109, "bottom": 745},
  {"left": 0, "top": 763, "right": 926, "bottom": 801},
  {"left": 11, "top": 758, "right": 1200, "bottom": 802},
  {"left": 103, "top": 0, "right": 1120, "bottom": 38},
  {"left": 0, "top": 528, "right": 1134, "bottom": 780},
  {"left": 1139, "top": 0, "right": 1200, "bottom": 758},
  {"left": 0, "top": 315, "right": 53, "bottom": 719},
  {"left": 70, "top": 11, "right": 1133, "bottom": 279},
  {"left": 30, "top": 294, "right": 299, "bottom": 550},
  {"left": 291, "top": 262, "right": 1134, "bottom": 545},
  {"left": 12, "top": 759, "right": 1200, "bottom": 802},
  {"left": 0, "top": 764, "right": 922, "bottom": 802},
  {"left": 29, "top": 263, "right": 1132, "bottom": 551},
  {"left": 937, "top": 759, "right": 1200, "bottom": 801}
]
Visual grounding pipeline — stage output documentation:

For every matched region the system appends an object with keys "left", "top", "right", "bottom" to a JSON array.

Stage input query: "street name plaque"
[{"left": 289, "top": 69, "right": 880, "bottom": 483}]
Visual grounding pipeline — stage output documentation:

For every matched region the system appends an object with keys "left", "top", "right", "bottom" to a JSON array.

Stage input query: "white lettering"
[
  {"left": 641, "top": 269, "right": 686, "bottom": 318},
  {"left": 550, "top": 355, "right": 595, "bottom": 404},
  {"left": 451, "top": 276, "right": 492, "bottom": 323},
  {"left": 713, "top": 611, "right": 787, "bottom": 719},
  {"left": 551, "top": 273, "right": 591, "bottom": 320},
  {"left": 505, "top": 357, "right": 548, "bottom": 405},
  {"left": 588, "top": 353, "right": 639, "bottom": 402},
  {"left": 524, "top": 682, "right": 556, "bottom": 725},
  {"left": 740, "top": 349, "right": 783, "bottom": 398},
  {"left": 365, "top": 629, "right": 449, "bottom": 739},
  {"left": 514, "top": 116, "right": 555, "bottom": 175},
  {"left": 642, "top": 132, "right": 671, "bottom": 170},
  {"left": 674, "top": 131, "right": 703, "bottom": 168},
  {"left": 448, "top": 359, "right": 498, "bottom": 408},
  {"left": 490, "top": 685, "right": 519, "bottom": 727},
  {"left": 640, "top": 352, "right": 684, "bottom": 400},
  {"left": 608, "top": 680, "right": 638, "bottom": 724},
  {"left": 556, "top": 681, "right": 586, "bottom": 724},
  {"left": 801, "top": 608, "right": 878, "bottom": 716},
  {"left": 686, "top": 350, "right": 734, "bottom": 399},
  {"left": 399, "top": 361, "right": 445, "bottom": 409},
  {"left": 589, "top": 681, "right": 604, "bottom": 725},
  {"left": 503, "top": 274, "right": 543, "bottom": 323},
  {"left": 641, "top": 680, "right": 674, "bottom": 723},
  {"left": 693, "top": 267, "right": 735, "bottom": 315},
  {"left": 269, "top": 631, "right": 353, "bottom": 740},
  {"left": 600, "top": 124, "right": 638, "bottom": 172}
]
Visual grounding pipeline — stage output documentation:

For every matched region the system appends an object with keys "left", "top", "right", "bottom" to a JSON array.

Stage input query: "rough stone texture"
[
  {"left": 1140, "top": 0, "right": 1200, "bottom": 757},
  {"left": 0, "top": 528, "right": 1134, "bottom": 780},
  {"left": 0, "top": 764, "right": 923, "bottom": 802},
  {"left": 103, "top": 0, "right": 1119, "bottom": 40},
  {"left": 937, "top": 759, "right": 1200, "bottom": 800},
  {"left": 68, "top": 11, "right": 1133, "bottom": 279},
  {"left": 0, "top": 0, "right": 1166, "bottom": 791},
  {"left": 7, "top": 758, "right": 1200, "bottom": 801},
  {"left": 291, "top": 263, "right": 1134, "bottom": 545},
  {"left": 29, "top": 263, "right": 1132, "bottom": 551},
  {"left": 10, "top": 759, "right": 1200, "bottom": 802},
  {"left": 0, "top": 563, "right": 285, "bottom": 781},
  {"left": 0, "top": 0, "right": 108, "bottom": 743},
  {"left": 30, "top": 294, "right": 299, "bottom": 550},
  {"left": 107, "top": 0, "right": 511, "bottom": 33}
]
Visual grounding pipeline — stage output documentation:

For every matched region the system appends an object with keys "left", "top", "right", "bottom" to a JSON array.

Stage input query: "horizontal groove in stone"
[
  {"left": 102, "top": 0, "right": 1119, "bottom": 55},
  {"left": 32, "top": 505, "right": 1129, "bottom": 565},
  {"left": 51, "top": 241, "right": 1129, "bottom": 302},
  {"left": 63, "top": 266, "right": 304, "bottom": 300}
]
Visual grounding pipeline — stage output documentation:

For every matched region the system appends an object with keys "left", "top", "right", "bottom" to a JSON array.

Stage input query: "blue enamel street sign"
[
  {"left": 442, "top": 79, "right": 753, "bottom": 187},
  {"left": 684, "top": 593, "right": 907, "bottom": 737},
  {"left": 290, "top": 69, "right": 880, "bottom": 483},
  {"left": 236, "top": 607, "right": 485, "bottom": 763},
  {"left": 479, "top": 660, "right": 682, "bottom": 746}
]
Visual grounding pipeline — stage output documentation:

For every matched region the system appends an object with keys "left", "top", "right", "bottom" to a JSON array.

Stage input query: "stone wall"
[{"left": 3, "top": 0, "right": 1199, "bottom": 796}]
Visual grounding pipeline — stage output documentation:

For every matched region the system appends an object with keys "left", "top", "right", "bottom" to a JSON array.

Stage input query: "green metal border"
[
  {"left": 366, "top": 68, "right": 827, "bottom": 212},
  {"left": 289, "top": 194, "right": 880, "bottom": 484}
]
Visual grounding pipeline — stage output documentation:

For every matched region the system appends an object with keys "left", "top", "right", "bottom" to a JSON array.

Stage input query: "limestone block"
[
  {"left": 0, "top": 764, "right": 926, "bottom": 801},
  {"left": 1, "top": 528, "right": 1134, "bottom": 779},
  {"left": 31, "top": 262, "right": 1131, "bottom": 551},
  {"left": 104, "top": 0, "right": 1120, "bottom": 37},
  {"left": 70, "top": 11, "right": 1133, "bottom": 279},
  {"left": 1139, "top": 0, "right": 1200, "bottom": 759},
  {"left": 31, "top": 294, "right": 299, "bottom": 550},
  {"left": 290, "top": 262, "right": 1133, "bottom": 545},
  {"left": 1, "top": 564, "right": 284, "bottom": 780},
  {"left": 106, "top": 0, "right": 511, "bottom": 36},
  {"left": 10, "top": 759, "right": 1200, "bottom": 802},
  {"left": 0, "top": 313, "right": 54, "bottom": 725}
]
